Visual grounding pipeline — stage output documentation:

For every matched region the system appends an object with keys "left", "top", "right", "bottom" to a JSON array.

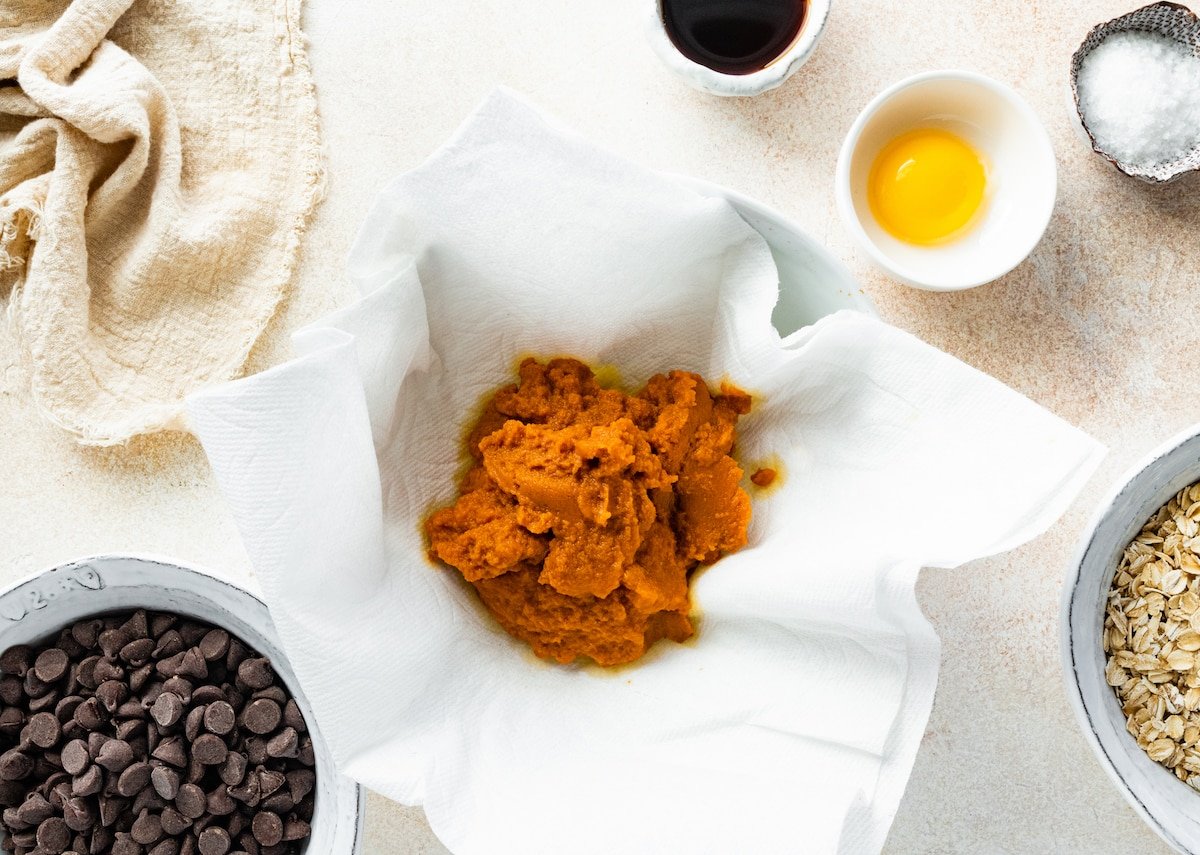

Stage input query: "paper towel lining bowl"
[
  {"left": 669, "top": 175, "right": 877, "bottom": 333},
  {"left": 0, "top": 555, "right": 365, "bottom": 855},
  {"left": 1063, "top": 425, "right": 1200, "bottom": 855}
]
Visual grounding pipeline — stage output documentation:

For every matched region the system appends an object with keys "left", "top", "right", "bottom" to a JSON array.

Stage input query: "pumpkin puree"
[{"left": 424, "top": 357, "right": 752, "bottom": 666}]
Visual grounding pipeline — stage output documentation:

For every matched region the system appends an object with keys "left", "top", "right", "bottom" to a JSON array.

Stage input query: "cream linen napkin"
[
  {"left": 0, "top": 0, "right": 321, "bottom": 444},
  {"left": 187, "top": 91, "right": 1105, "bottom": 855}
]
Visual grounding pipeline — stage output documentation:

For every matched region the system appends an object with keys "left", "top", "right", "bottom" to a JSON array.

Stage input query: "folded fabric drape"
[{"left": 0, "top": 0, "right": 322, "bottom": 444}]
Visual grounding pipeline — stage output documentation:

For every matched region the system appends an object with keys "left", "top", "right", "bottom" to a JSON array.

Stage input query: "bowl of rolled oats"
[{"left": 1064, "top": 426, "right": 1200, "bottom": 854}]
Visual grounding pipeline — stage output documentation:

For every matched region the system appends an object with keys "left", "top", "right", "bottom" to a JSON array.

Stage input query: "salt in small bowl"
[{"left": 1070, "top": 2, "right": 1200, "bottom": 184}]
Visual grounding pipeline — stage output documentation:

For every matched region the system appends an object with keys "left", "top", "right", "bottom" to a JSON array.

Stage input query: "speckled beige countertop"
[{"left": 2, "top": 0, "right": 1197, "bottom": 852}]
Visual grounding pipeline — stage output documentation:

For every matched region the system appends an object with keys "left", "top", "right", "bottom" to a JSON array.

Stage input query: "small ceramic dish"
[
  {"left": 0, "top": 554, "right": 364, "bottom": 854},
  {"left": 672, "top": 174, "right": 876, "bottom": 334},
  {"left": 835, "top": 70, "right": 1057, "bottom": 292},
  {"left": 1064, "top": 426, "right": 1200, "bottom": 854},
  {"left": 644, "top": 0, "right": 832, "bottom": 96},
  {"left": 1070, "top": 2, "right": 1200, "bottom": 184}
]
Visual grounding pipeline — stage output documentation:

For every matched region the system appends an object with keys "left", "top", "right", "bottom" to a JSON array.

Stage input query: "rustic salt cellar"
[{"left": 1070, "top": 1, "right": 1200, "bottom": 183}]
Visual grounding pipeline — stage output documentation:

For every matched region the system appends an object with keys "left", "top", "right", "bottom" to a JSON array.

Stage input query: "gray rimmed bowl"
[
  {"left": 1063, "top": 425, "right": 1200, "bottom": 854},
  {"left": 1070, "top": 2, "right": 1200, "bottom": 184},
  {"left": 0, "top": 554, "right": 364, "bottom": 853}
]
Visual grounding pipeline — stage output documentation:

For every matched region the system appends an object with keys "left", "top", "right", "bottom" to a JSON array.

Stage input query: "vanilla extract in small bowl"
[{"left": 661, "top": 0, "right": 807, "bottom": 75}]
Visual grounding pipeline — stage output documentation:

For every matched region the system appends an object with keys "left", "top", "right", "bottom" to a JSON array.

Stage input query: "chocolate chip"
[
  {"left": 198, "top": 630, "right": 230, "bottom": 663},
  {"left": 99, "top": 794, "right": 127, "bottom": 827},
  {"left": 113, "top": 830, "right": 141, "bottom": 855},
  {"left": 130, "top": 664, "right": 154, "bottom": 692},
  {"left": 227, "top": 774, "right": 259, "bottom": 807},
  {"left": 90, "top": 825, "right": 114, "bottom": 854},
  {"left": 0, "top": 676, "right": 23, "bottom": 706},
  {"left": 243, "top": 737, "right": 267, "bottom": 766},
  {"left": 0, "top": 749, "right": 32, "bottom": 780},
  {"left": 239, "top": 700, "right": 280, "bottom": 736},
  {"left": 186, "top": 705, "right": 207, "bottom": 742},
  {"left": 203, "top": 701, "right": 236, "bottom": 736},
  {"left": 207, "top": 784, "right": 236, "bottom": 817},
  {"left": 219, "top": 752, "right": 247, "bottom": 788},
  {"left": 74, "top": 697, "right": 106, "bottom": 730},
  {"left": 149, "top": 614, "right": 177, "bottom": 639},
  {"left": 192, "top": 733, "right": 228, "bottom": 766},
  {"left": 25, "top": 711, "right": 61, "bottom": 748},
  {"left": 151, "top": 736, "right": 187, "bottom": 768},
  {"left": 156, "top": 651, "right": 187, "bottom": 679},
  {"left": 150, "top": 692, "right": 184, "bottom": 728},
  {"left": 33, "top": 649, "right": 69, "bottom": 683},
  {"left": 235, "top": 659, "right": 272, "bottom": 691},
  {"left": 71, "top": 764, "right": 102, "bottom": 797},
  {"left": 120, "top": 638, "right": 155, "bottom": 667},
  {"left": 36, "top": 815, "right": 71, "bottom": 853},
  {"left": 175, "top": 782, "right": 206, "bottom": 819},
  {"left": 92, "top": 655, "right": 125, "bottom": 684},
  {"left": 159, "top": 805, "right": 190, "bottom": 835},
  {"left": 162, "top": 676, "right": 194, "bottom": 704},
  {"left": 55, "top": 695, "right": 84, "bottom": 723},
  {"left": 117, "top": 760, "right": 152, "bottom": 797},
  {"left": 265, "top": 728, "right": 297, "bottom": 760},
  {"left": 150, "top": 764, "right": 180, "bottom": 800},
  {"left": 122, "top": 612, "right": 150, "bottom": 641},
  {"left": 260, "top": 791, "right": 293, "bottom": 814},
  {"left": 285, "top": 769, "right": 313, "bottom": 803},
  {"left": 16, "top": 791, "right": 53, "bottom": 824},
  {"left": 61, "top": 739, "right": 90, "bottom": 775},
  {"left": 0, "top": 706, "right": 22, "bottom": 737},
  {"left": 250, "top": 810, "right": 282, "bottom": 846},
  {"left": 95, "top": 739, "right": 134, "bottom": 772},
  {"left": 75, "top": 657, "right": 100, "bottom": 690},
  {"left": 177, "top": 649, "right": 209, "bottom": 681},
  {"left": 0, "top": 645, "right": 31, "bottom": 676},
  {"left": 190, "top": 685, "right": 225, "bottom": 706},
  {"left": 179, "top": 623, "right": 209, "bottom": 647},
  {"left": 281, "top": 700, "right": 305, "bottom": 734},
  {"left": 153, "top": 631, "right": 185, "bottom": 661},
  {"left": 96, "top": 679, "right": 129, "bottom": 713},
  {"left": 71, "top": 620, "right": 102, "bottom": 650},
  {"left": 131, "top": 807, "right": 163, "bottom": 844},
  {"left": 198, "top": 825, "right": 232, "bottom": 855},
  {"left": 62, "top": 796, "right": 93, "bottom": 832},
  {"left": 28, "top": 688, "right": 60, "bottom": 713}
]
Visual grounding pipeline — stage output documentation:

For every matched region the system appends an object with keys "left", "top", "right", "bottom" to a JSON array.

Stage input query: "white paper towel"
[{"left": 187, "top": 90, "right": 1105, "bottom": 855}]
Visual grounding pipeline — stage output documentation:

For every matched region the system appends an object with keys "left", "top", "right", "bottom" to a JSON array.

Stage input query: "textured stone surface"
[{"left": 0, "top": 0, "right": 1191, "bottom": 852}]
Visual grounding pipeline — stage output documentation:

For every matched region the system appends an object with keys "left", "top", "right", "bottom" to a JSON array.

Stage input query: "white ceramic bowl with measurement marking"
[{"left": 0, "top": 554, "right": 364, "bottom": 854}]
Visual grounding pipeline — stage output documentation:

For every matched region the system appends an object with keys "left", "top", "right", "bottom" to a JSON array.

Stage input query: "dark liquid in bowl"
[{"left": 662, "top": 0, "right": 807, "bottom": 76}]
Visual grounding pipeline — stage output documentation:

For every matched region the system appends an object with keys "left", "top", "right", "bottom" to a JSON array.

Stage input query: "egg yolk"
[{"left": 868, "top": 128, "right": 987, "bottom": 246}]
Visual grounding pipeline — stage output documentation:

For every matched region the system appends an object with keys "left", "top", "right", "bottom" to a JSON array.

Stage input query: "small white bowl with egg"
[{"left": 835, "top": 70, "right": 1057, "bottom": 292}]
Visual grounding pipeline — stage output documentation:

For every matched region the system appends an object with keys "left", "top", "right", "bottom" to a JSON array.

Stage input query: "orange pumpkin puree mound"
[{"left": 424, "top": 357, "right": 752, "bottom": 667}]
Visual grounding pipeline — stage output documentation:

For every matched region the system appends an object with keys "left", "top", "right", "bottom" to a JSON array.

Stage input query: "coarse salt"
[{"left": 1077, "top": 29, "right": 1200, "bottom": 170}]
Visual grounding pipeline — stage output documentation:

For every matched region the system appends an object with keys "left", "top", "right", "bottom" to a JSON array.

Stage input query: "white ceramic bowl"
[
  {"left": 836, "top": 70, "right": 1057, "bottom": 291},
  {"left": 0, "top": 554, "right": 364, "bottom": 853},
  {"left": 673, "top": 174, "right": 876, "bottom": 334},
  {"left": 645, "top": 0, "right": 832, "bottom": 96},
  {"left": 1064, "top": 425, "right": 1200, "bottom": 854}
]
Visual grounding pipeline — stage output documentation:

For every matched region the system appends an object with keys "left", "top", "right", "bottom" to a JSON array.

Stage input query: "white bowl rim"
[
  {"left": 1060, "top": 423, "right": 1200, "bottom": 855},
  {"left": 835, "top": 69, "right": 1058, "bottom": 292},
  {"left": 0, "top": 552, "right": 368, "bottom": 854}
]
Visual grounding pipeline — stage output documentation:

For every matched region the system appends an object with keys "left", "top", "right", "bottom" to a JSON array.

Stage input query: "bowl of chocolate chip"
[{"left": 0, "top": 555, "right": 362, "bottom": 855}]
